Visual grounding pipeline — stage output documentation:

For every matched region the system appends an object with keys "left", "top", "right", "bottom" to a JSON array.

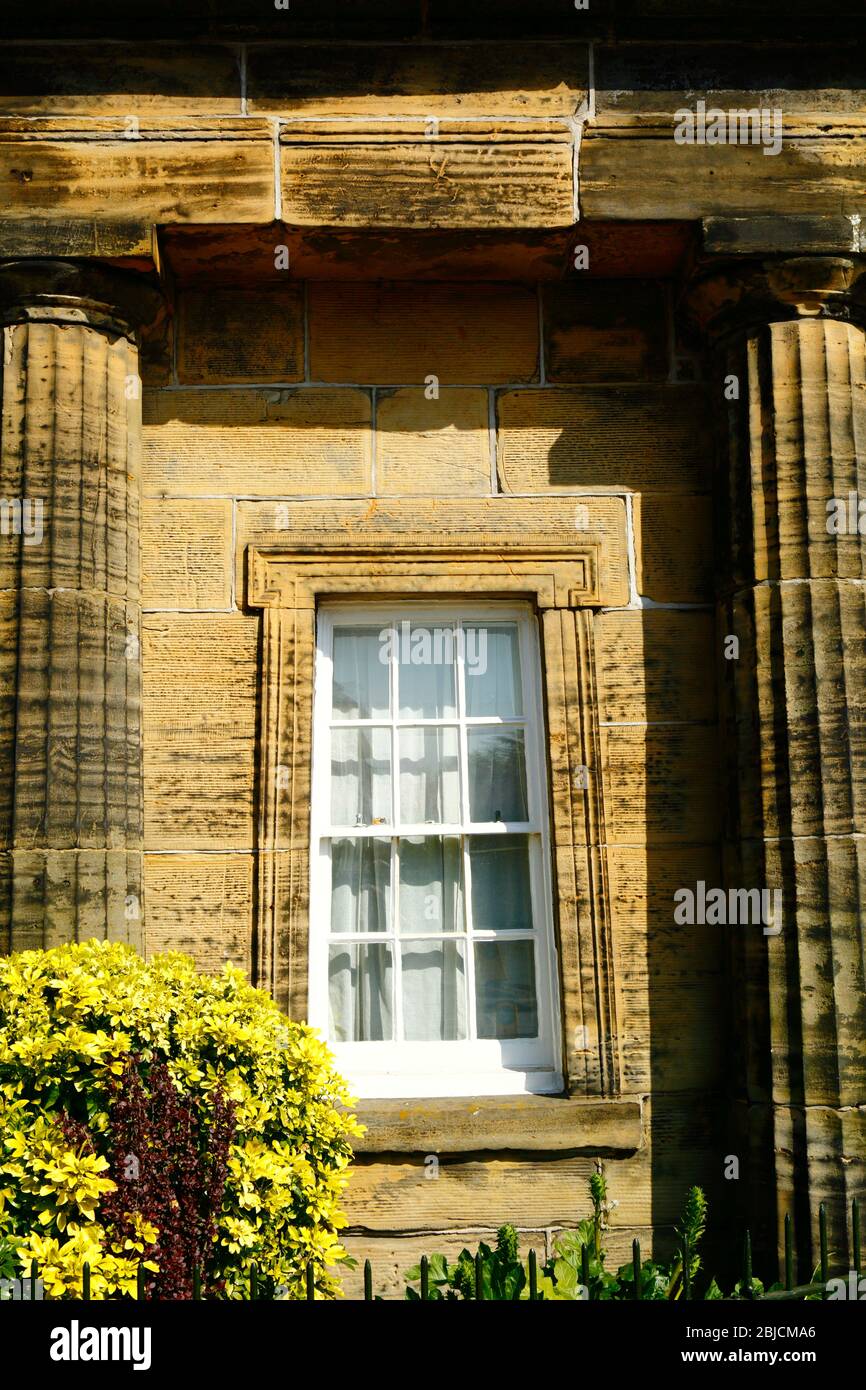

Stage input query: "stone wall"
[
  {"left": 139, "top": 276, "right": 723, "bottom": 1291},
  {"left": 2, "top": 5, "right": 864, "bottom": 1291}
]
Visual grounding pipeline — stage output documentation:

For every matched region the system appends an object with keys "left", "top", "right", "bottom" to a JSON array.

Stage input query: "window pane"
[
  {"left": 469, "top": 835, "right": 532, "bottom": 931},
  {"left": 331, "top": 837, "right": 391, "bottom": 934},
  {"left": 474, "top": 940, "right": 538, "bottom": 1039},
  {"left": 464, "top": 623, "right": 523, "bottom": 718},
  {"left": 399, "top": 726, "right": 460, "bottom": 824},
  {"left": 399, "top": 835, "right": 462, "bottom": 934},
  {"left": 467, "top": 728, "right": 528, "bottom": 822},
  {"left": 400, "top": 940, "right": 467, "bottom": 1041},
  {"left": 398, "top": 622, "right": 457, "bottom": 719},
  {"left": 332, "top": 626, "right": 390, "bottom": 718},
  {"left": 328, "top": 943, "right": 393, "bottom": 1041},
  {"left": 331, "top": 727, "right": 391, "bottom": 827}
]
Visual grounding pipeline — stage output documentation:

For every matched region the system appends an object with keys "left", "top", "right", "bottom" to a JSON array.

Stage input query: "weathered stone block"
[
  {"left": 309, "top": 281, "right": 539, "bottom": 384},
  {"left": 141, "top": 498, "right": 232, "bottom": 610},
  {"left": 600, "top": 724, "right": 721, "bottom": 846},
  {"left": 144, "top": 851, "right": 253, "bottom": 974},
  {"left": 375, "top": 387, "right": 490, "bottom": 494},
  {"left": 595, "top": 609, "right": 717, "bottom": 725},
  {"left": 177, "top": 287, "right": 304, "bottom": 385},
  {"left": 542, "top": 280, "right": 669, "bottom": 382},
  {"left": 497, "top": 386, "right": 712, "bottom": 493},
  {"left": 281, "top": 120, "right": 574, "bottom": 230},
  {"left": 142, "top": 614, "right": 259, "bottom": 851},
  {"left": 248, "top": 41, "right": 588, "bottom": 118},
  {"left": 0, "top": 119, "right": 274, "bottom": 223},
  {"left": 234, "top": 496, "right": 630, "bottom": 607},
  {"left": 633, "top": 494, "right": 713, "bottom": 602},
  {"left": 0, "top": 44, "right": 242, "bottom": 116},
  {"left": 143, "top": 387, "right": 372, "bottom": 497}
]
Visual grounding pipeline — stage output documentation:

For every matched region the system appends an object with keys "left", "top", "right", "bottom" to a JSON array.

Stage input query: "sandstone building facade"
[{"left": 1, "top": 0, "right": 864, "bottom": 1295}]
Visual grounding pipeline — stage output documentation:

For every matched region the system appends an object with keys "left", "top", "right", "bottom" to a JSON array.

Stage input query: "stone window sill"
[{"left": 349, "top": 1096, "right": 642, "bottom": 1156}]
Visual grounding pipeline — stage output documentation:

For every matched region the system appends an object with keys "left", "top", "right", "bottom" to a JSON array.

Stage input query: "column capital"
[
  {"left": 679, "top": 252, "right": 866, "bottom": 346},
  {"left": 0, "top": 257, "right": 163, "bottom": 340}
]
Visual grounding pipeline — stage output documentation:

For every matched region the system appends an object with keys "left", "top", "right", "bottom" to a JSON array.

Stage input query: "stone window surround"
[{"left": 248, "top": 532, "right": 642, "bottom": 1154}]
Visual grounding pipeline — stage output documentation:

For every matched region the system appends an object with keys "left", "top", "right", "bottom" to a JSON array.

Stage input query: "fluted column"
[
  {"left": 686, "top": 256, "right": 866, "bottom": 1274},
  {"left": 0, "top": 260, "right": 160, "bottom": 951}
]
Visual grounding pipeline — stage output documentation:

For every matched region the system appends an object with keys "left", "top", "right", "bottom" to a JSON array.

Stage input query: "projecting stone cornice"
[
  {"left": 247, "top": 535, "right": 601, "bottom": 611},
  {"left": 1, "top": 108, "right": 863, "bottom": 233}
]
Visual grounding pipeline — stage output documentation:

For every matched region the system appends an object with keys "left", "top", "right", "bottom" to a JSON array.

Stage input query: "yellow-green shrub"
[{"left": 0, "top": 941, "right": 360, "bottom": 1298}]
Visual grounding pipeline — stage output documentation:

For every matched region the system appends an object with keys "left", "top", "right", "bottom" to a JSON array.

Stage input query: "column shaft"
[
  {"left": 720, "top": 312, "right": 866, "bottom": 1271},
  {"left": 0, "top": 264, "right": 153, "bottom": 950}
]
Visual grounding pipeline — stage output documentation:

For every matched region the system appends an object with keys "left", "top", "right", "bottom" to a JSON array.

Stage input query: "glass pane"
[
  {"left": 330, "top": 727, "right": 391, "bottom": 827},
  {"left": 399, "top": 726, "right": 460, "bottom": 825},
  {"left": 399, "top": 835, "right": 462, "bottom": 934},
  {"left": 328, "top": 942, "right": 393, "bottom": 1041},
  {"left": 330, "top": 837, "right": 391, "bottom": 934},
  {"left": 332, "top": 626, "right": 390, "bottom": 718},
  {"left": 467, "top": 728, "right": 528, "bottom": 823},
  {"left": 400, "top": 940, "right": 467, "bottom": 1041},
  {"left": 474, "top": 940, "right": 538, "bottom": 1039},
  {"left": 468, "top": 835, "right": 532, "bottom": 931},
  {"left": 464, "top": 623, "right": 523, "bottom": 718},
  {"left": 398, "top": 621, "right": 457, "bottom": 719}
]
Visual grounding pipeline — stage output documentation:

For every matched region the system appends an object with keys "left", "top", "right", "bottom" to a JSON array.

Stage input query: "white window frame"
[{"left": 309, "top": 599, "right": 563, "bottom": 1098}]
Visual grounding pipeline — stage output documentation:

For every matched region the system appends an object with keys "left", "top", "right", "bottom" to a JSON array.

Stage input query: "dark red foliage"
[{"left": 95, "top": 1059, "right": 236, "bottom": 1299}]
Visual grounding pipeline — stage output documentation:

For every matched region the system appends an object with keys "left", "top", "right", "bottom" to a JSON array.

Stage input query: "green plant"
[
  {"left": 405, "top": 1225, "right": 558, "bottom": 1301},
  {"left": 0, "top": 940, "right": 361, "bottom": 1299},
  {"left": 402, "top": 1172, "right": 722, "bottom": 1301}
]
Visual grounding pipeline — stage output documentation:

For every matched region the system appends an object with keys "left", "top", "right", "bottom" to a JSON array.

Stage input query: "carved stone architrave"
[{"left": 247, "top": 532, "right": 622, "bottom": 1099}]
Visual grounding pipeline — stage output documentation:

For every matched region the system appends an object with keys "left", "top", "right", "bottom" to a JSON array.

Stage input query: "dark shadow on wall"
[{"left": 542, "top": 408, "right": 760, "bottom": 1286}]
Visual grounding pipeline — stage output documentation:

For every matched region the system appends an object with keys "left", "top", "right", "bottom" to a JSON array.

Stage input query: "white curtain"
[
  {"left": 400, "top": 940, "right": 467, "bottom": 1041},
  {"left": 327, "top": 619, "right": 535, "bottom": 1044},
  {"left": 465, "top": 623, "right": 523, "bottom": 717},
  {"left": 399, "top": 835, "right": 462, "bottom": 933},
  {"left": 398, "top": 624, "right": 457, "bottom": 718},
  {"left": 399, "top": 727, "right": 460, "bottom": 824},
  {"left": 328, "top": 942, "right": 393, "bottom": 1042},
  {"left": 331, "top": 727, "right": 391, "bottom": 826},
  {"left": 331, "top": 837, "right": 390, "bottom": 933},
  {"left": 332, "top": 627, "right": 390, "bottom": 718}
]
